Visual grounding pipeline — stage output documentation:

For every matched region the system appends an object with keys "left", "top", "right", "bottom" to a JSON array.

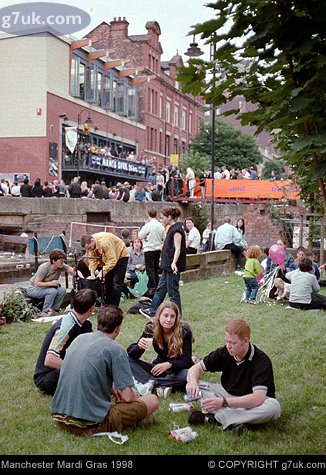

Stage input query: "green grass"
[{"left": 0, "top": 273, "right": 325, "bottom": 456}]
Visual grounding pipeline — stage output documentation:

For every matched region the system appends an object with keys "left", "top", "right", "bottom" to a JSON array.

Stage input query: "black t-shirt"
[
  {"left": 160, "top": 222, "right": 186, "bottom": 273},
  {"left": 202, "top": 343, "right": 275, "bottom": 398}
]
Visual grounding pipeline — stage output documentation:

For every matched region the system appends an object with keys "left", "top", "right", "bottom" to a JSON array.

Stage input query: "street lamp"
[
  {"left": 76, "top": 109, "right": 92, "bottom": 178},
  {"left": 184, "top": 33, "right": 217, "bottom": 250}
]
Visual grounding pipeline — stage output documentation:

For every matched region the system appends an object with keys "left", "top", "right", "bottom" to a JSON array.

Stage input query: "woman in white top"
[
  {"left": 186, "top": 167, "right": 196, "bottom": 198},
  {"left": 285, "top": 258, "right": 326, "bottom": 310}
]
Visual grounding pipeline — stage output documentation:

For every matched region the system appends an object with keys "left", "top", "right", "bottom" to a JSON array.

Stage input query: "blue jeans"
[
  {"left": 129, "top": 358, "right": 188, "bottom": 391},
  {"left": 27, "top": 285, "right": 66, "bottom": 312},
  {"left": 148, "top": 271, "right": 182, "bottom": 316},
  {"left": 243, "top": 277, "right": 259, "bottom": 301}
]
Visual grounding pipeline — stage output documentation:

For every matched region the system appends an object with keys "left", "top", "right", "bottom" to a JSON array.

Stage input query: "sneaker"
[
  {"left": 133, "top": 379, "right": 154, "bottom": 396},
  {"left": 188, "top": 409, "right": 219, "bottom": 425},
  {"left": 139, "top": 308, "right": 153, "bottom": 319},
  {"left": 232, "top": 423, "right": 249, "bottom": 436},
  {"left": 156, "top": 386, "right": 172, "bottom": 398},
  {"left": 249, "top": 300, "right": 257, "bottom": 305}
]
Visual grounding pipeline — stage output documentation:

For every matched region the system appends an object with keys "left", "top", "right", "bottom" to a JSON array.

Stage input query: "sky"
[{"left": 0, "top": 0, "right": 213, "bottom": 60}]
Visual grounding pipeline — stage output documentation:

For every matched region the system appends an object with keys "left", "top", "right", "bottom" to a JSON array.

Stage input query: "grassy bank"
[{"left": 0, "top": 273, "right": 325, "bottom": 456}]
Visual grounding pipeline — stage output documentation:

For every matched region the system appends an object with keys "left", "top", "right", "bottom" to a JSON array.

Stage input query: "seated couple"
[{"left": 127, "top": 301, "right": 194, "bottom": 397}]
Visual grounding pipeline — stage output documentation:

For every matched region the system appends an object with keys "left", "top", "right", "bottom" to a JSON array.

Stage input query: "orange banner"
[{"left": 204, "top": 179, "right": 300, "bottom": 200}]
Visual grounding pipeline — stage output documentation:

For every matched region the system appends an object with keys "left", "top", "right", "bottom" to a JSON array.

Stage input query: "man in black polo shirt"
[
  {"left": 34, "top": 289, "right": 97, "bottom": 395},
  {"left": 186, "top": 319, "right": 281, "bottom": 435}
]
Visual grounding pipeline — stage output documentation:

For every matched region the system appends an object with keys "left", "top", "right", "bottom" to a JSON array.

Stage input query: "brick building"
[{"left": 0, "top": 18, "right": 204, "bottom": 186}]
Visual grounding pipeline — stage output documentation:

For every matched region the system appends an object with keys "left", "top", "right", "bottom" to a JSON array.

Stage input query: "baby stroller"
[{"left": 73, "top": 251, "right": 105, "bottom": 307}]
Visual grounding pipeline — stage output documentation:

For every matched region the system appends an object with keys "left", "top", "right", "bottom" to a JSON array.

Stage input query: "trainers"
[
  {"left": 188, "top": 409, "right": 219, "bottom": 425},
  {"left": 156, "top": 386, "right": 172, "bottom": 398},
  {"left": 133, "top": 378, "right": 154, "bottom": 396},
  {"left": 232, "top": 423, "right": 249, "bottom": 436},
  {"left": 249, "top": 300, "right": 257, "bottom": 305},
  {"left": 139, "top": 308, "right": 153, "bottom": 319}
]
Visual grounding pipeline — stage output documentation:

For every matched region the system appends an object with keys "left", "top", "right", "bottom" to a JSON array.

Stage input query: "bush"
[{"left": 0, "top": 290, "right": 40, "bottom": 323}]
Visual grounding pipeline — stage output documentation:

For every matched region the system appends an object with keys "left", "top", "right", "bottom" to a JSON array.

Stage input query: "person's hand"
[
  {"left": 151, "top": 362, "right": 171, "bottom": 376},
  {"left": 87, "top": 274, "right": 96, "bottom": 280},
  {"left": 51, "top": 280, "right": 60, "bottom": 286},
  {"left": 186, "top": 381, "right": 200, "bottom": 397},
  {"left": 111, "top": 387, "right": 122, "bottom": 402},
  {"left": 138, "top": 337, "right": 153, "bottom": 350},
  {"left": 201, "top": 397, "right": 222, "bottom": 413},
  {"left": 171, "top": 262, "right": 178, "bottom": 274}
]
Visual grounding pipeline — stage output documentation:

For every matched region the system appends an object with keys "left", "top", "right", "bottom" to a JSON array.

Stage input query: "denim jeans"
[
  {"left": 128, "top": 358, "right": 188, "bottom": 391},
  {"left": 27, "top": 285, "right": 66, "bottom": 312},
  {"left": 148, "top": 271, "right": 182, "bottom": 316},
  {"left": 243, "top": 277, "right": 259, "bottom": 301}
]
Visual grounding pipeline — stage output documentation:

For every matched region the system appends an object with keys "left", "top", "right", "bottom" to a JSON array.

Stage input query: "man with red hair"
[{"left": 186, "top": 319, "right": 281, "bottom": 435}]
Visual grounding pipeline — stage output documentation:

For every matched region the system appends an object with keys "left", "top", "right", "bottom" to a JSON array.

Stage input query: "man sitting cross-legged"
[{"left": 186, "top": 319, "right": 281, "bottom": 436}]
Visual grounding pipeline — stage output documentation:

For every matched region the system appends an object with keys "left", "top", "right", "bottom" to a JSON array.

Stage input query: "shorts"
[{"left": 52, "top": 400, "right": 147, "bottom": 436}]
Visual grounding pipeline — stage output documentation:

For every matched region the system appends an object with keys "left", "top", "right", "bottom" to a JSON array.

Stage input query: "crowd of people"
[
  {"left": 1, "top": 162, "right": 279, "bottom": 203},
  {"left": 28, "top": 203, "right": 326, "bottom": 441}
]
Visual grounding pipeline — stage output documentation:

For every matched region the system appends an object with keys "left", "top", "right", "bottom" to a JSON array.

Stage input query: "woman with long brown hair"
[{"left": 127, "top": 301, "right": 193, "bottom": 396}]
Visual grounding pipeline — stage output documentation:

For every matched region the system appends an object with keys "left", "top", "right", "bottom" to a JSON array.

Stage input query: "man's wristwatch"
[{"left": 222, "top": 397, "right": 228, "bottom": 408}]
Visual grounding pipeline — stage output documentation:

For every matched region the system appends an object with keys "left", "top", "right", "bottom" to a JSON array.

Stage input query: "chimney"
[{"left": 110, "top": 16, "right": 129, "bottom": 38}]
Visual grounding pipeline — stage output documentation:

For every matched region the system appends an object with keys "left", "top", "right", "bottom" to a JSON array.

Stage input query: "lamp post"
[
  {"left": 185, "top": 33, "right": 217, "bottom": 250},
  {"left": 76, "top": 109, "right": 92, "bottom": 178}
]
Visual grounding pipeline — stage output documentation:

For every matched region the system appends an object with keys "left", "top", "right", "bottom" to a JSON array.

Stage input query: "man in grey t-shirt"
[
  {"left": 27, "top": 249, "right": 75, "bottom": 315},
  {"left": 51, "top": 305, "right": 159, "bottom": 436}
]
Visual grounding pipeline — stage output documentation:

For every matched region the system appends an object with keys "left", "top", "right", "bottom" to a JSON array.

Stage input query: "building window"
[
  {"left": 70, "top": 56, "right": 86, "bottom": 100},
  {"left": 174, "top": 137, "right": 178, "bottom": 154},
  {"left": 165, "top": 134, "right": 170, "bottom": 157},
  {"left": 116, "top": 81, "right": 126, "bottom": 115},
  {"left": 103, "top": 74, "right": 113, "bottom": 110},
  {"left": 97, "top": 72, "right": 102, "bottom": 107},
  {"left": 166, "top": 99, "right": 171, "bottom": 123},
  {"left": 174, "top": 104, "right": 179, "bottom": 127},
  {"left": 88, "top": 65, "right": 97, "bottom": 103},
  {"left": 112, "top": 79, "right": 118, "bottom": 112},
  {"left": 182, "top": 108, "right": 186, "bottom": 130},
  {"left": 188, "top": 111, "right": 192, "bottom": 133},
  {"left": 127, "top": 87, "right": 137, "bottom": 119},
  {"left": 160, "top": 95, "right": 163, "bottom": 119}
]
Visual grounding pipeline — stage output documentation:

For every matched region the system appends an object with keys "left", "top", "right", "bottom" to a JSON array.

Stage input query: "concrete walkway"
[{"left": 0, "top": 275, "right": 75, "bottom": 305}]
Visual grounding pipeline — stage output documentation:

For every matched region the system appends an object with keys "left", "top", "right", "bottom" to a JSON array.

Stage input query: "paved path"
[{"left": 0, "top": 275, "right": 75, "bottom": 305}]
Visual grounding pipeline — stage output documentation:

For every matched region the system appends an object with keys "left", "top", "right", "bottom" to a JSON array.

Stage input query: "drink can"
[
  {"left": 0, "top": 316, "right": 6, "bottom": 326},
  {"left": 169, "top": 402, "right": 194, "bottom": 412},
  {"left": 170, "top": 426, "right": 198, "bottom": 443}
]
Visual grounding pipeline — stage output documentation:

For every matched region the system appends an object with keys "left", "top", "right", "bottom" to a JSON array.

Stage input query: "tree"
[
  {"left": 177, "top": 0, "right": 326, "bottom": 214},
  {"left": 261, "top": 160, "right": 286, "bottom": 180},
  {"left": 183, "top": 120, "right": 261, "bottom": 177}
]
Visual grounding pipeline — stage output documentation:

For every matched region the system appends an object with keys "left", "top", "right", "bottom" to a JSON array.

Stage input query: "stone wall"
[{"left": 0, "top": 197, "right": 297, "bottom": 248}]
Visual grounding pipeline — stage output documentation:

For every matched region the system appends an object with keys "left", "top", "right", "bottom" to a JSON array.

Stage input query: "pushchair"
[{"left": 73, "top": 251, "right": 105, "bottom": 307}]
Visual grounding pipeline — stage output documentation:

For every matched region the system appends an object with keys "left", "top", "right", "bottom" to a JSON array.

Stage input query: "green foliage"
[
  {"left": 177, "top": 0, "right": 326, "bottom": 213},
  {"left": 261, "top": 160, "right": 286, "bottom": 180},
  {"left": 0, "top": 290, "right": 40, "bottom": 324},
  {"left": 179, "top": 151, "right": 211, "bottom": 178},
  {"left": 181, "top": 120, "right": 261, "bottom": 174},
  {"left": 0, "top": 274, "right": 325, "bottom": 455},
  {"left": 190, "top": 204, "right": 209, "bottom": 236}
]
